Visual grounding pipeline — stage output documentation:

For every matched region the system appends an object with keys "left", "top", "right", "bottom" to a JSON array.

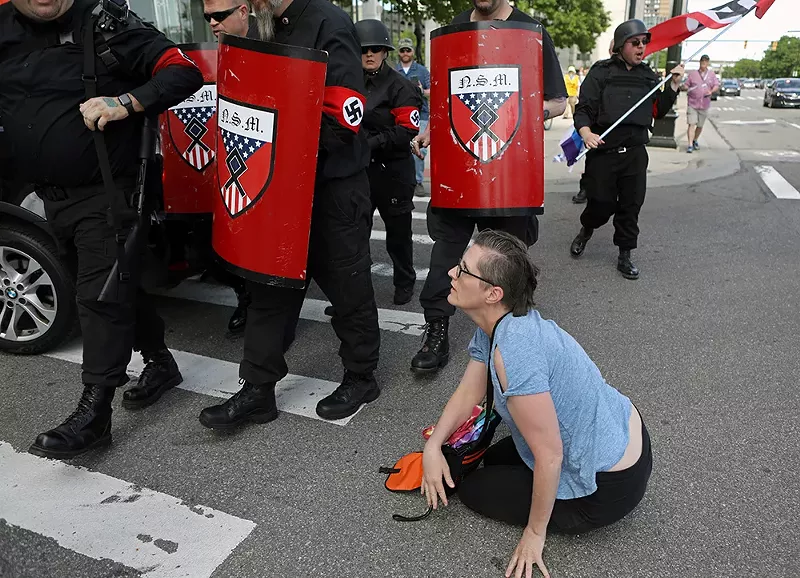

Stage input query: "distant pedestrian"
[
  {"left": 682, "top": 54, "right": 719, "bottom": 153},
  {"left": 563, "top": 65, "right": 580, "bottom": 119},
  {"left": 395, "top": 38, "right": 430, "bottom": 196}
]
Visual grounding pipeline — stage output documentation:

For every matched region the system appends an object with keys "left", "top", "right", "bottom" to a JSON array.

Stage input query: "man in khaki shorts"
[{"left": 682, "top": 55, "right": 719, "bottom": 153}]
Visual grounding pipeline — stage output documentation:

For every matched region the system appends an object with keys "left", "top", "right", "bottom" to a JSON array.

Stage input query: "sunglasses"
[
  {"left": 398, "top": 48, "right": 413, "bottom": 53},
  {"left": 203, "top": 6, "right": 240, "bottom": 23},
  {"left": 626, "top": 37, "right": 650, "bottom": 47},
  {"left": 456, "top": 262, "right": 495, "bottom": 286},
  {"left": 361, "top": 46, "right": 385, "bottom": 55}
]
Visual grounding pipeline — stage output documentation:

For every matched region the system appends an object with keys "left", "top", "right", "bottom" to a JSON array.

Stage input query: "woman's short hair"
[{"left": 473, "top": 230, "right": 539, "bottom": 316}]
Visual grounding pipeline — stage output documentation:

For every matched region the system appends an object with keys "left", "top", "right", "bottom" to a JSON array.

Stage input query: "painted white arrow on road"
[{"left": 719, "top": 119, "right": 777, "bottom": 125}]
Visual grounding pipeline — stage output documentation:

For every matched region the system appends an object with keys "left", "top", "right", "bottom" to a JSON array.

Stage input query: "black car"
[
  {"left": 764, "top": 77, "right": 800, "bottom": 108},
  {"left": 719, "top": 79, "right": 741, "bottom": 97}
]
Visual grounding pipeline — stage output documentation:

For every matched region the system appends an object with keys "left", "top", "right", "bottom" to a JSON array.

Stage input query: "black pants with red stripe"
[{"left": 240, "top": 171, "right": 380, "bottom": 385}]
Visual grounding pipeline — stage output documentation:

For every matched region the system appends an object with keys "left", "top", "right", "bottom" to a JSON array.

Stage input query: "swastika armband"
[
  {"left": 323, "top": 86, "right": 366, "bottom": 133},
  {"left": 392, "top": 106, "right": 421, "bottom": 131}
]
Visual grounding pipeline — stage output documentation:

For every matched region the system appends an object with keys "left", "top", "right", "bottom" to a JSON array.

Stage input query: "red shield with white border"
[
  {"left": 216, "top": 96, "right": 277, "bottom": 219},
  {"left": 449, "top": 66, "right": 521, "bottom": 163},
  {"left": 166, "top": 84, "right": 217, "bottom": 172}
]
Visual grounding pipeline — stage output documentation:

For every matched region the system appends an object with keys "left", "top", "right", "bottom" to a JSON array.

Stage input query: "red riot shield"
[
  {"left": 430, "top": 22, "right": 544, "bottom": 216},
  {"left": 212, "top": 34, "right": 327, "bottom": 289},
  {"left": 160, "top": 43, "right": 218, "bottom": 217}
]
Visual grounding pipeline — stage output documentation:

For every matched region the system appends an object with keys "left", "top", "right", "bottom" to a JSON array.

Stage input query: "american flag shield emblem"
[
  {"left": 216, "top": 96, "right": 277, "bottom": 218},
  {"left": 166, "top": 84, "right": 217, "bottom": 171},
  {"left": 449, "top": 66, "right": 521, "bottom": 163}
]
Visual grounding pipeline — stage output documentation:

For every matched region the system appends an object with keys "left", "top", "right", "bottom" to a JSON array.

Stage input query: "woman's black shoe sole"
[
  {"left": 28, "top": 434, "right": 112, "bottom": 460},
  {"left": 199, "top": 408, "right": 279, "bottom": 430}
]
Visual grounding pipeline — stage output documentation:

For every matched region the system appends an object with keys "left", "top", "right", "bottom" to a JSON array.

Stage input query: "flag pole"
[{"left": 574, "top": 11, "right": 752, "bottom": 163}]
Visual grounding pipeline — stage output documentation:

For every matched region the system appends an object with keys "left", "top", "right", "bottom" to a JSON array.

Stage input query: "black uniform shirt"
[
  {"left": 363, "top": 64, "right": 421, "bottom": 162},
  {"left": 573, "top": 55, "right": 678, "bottom": 150},
  {"left": 0, "top": 0, "right": 203, "bottom": 187},
  {"left": 452, "top": 8, "right": 567, "bottom": 102},
  {"left": 248, "top": 0, "right": 369, "bottom": 180}
]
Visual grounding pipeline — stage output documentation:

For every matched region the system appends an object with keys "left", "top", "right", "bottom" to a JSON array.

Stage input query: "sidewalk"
[{"left": 422, "top": 102, "right": 741, "bottom": 192}]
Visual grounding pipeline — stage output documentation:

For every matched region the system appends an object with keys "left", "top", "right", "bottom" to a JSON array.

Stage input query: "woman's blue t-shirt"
[{"left": 468, "top": 310, "right": 632, "bottom": 500}]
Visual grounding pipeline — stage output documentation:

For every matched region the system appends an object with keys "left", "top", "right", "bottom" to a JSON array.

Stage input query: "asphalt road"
[{"left": 1, "top": 88, "right": 799, "bottom": 578}]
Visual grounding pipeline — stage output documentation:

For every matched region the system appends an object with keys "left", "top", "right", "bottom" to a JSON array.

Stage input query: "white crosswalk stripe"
[
  {"left": 0, "top": 441, "right": 256, "bottom": 578},
  {"left": 371, "top": 229, "right": 434, "bottom": 245},
  {"left": 156, "top": 278, "right": 427, "bottom": 336},
  {"left": 46, "top": 342, "right": 365, "bottom": 426},
  {"left": 755, "top": 165, "right": 800, "bottom": 200}
]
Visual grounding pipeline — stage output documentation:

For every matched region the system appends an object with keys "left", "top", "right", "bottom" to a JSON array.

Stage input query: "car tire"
[{"left": 0, "top": 225, "right": 78, "bottom": 355}]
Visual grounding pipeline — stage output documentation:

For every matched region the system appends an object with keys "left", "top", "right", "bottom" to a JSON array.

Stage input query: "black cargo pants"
[
  {"left": 579, "top": 145, "right": 649, "bottom": 250},
  {"left": 42, "top": 185, "right": 166, "bottom": 387},
  {"left": 240, "top": 171, "right": 380, "bottom": 385}
]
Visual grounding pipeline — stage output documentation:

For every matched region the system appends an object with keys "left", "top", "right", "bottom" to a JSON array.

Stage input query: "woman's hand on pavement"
[{"left": 505, "top": 526, "right": 550, "bottom": 578}]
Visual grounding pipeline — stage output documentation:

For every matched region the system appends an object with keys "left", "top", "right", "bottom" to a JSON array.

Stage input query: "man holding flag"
[{"left": 568, "top": 19, "right": 683, "bottom": 280}]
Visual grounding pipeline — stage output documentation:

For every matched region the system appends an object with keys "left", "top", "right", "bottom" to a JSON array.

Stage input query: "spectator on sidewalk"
[
  {"left": 682, "top": 55, "right": 719, "bottom": 153},
  {"left": 395, "top": 38, "right": 430, "bottom": 196},
  {"left": 563, "top": 66, "right": 580, "bottom": 120}
]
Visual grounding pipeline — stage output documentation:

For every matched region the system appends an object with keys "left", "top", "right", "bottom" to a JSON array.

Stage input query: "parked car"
[
  {"left": 719, "top": 79, "right": 741, "bottom": 96},
  {"left": 763, "top": 77, "right": 800, "bottom": 108}
]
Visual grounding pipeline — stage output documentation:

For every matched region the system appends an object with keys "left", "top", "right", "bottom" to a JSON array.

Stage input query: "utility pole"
[{"left": 649, "top": 0, "right": 687, "bottom": 149}]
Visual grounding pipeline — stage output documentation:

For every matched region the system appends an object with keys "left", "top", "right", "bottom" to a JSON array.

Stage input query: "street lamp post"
[{"left": 649, "top": 0, "right": 687, "bottom": 149}]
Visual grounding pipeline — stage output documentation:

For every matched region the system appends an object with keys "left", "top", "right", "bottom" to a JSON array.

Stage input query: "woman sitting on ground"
[{"left": 422, "top": 230, "right": 652, "bottom": 578}]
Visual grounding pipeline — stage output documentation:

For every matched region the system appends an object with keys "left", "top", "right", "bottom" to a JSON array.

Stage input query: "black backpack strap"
[
  {"left": 474, "top": 311, "right": 511, "bottom": 447},
  {"left": 82, "top": 12, "right": 134, "bottom": 278}
]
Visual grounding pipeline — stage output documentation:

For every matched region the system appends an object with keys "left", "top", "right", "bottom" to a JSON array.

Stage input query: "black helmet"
[
  {"left": 612, "top": 19, "right": 651, "bottom": 52},
  {"left": 355, "top": 19, "right": 395, "bottom": 51}
]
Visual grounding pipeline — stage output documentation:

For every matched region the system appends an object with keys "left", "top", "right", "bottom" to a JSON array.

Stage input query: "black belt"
[{"left": 593, "top": 144, "right": 643, "bottom": 155}]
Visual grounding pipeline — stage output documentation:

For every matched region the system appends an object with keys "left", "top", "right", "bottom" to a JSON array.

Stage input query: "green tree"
[
  {"left": 392, "top": 0, "right": 610, "bottom": 54},
  {"left": 760, "top": 36, "right": 800, "bottom": 78},
  {"left": 727, "top": 58, "right": 762, "bottom": 78}
]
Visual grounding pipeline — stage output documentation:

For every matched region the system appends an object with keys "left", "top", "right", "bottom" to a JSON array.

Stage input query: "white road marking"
[
  {"left": 719, "top": 119, "right": 776, "bottom": 125},
  {"left": 46, "top": 343, "right": 361, "bottom": 426},
  {"left": 0, "top": 441, "right": 255, "bottom": 578},
  {"left": 370, "top": 261, "right": 429, "bottom": 281},
  {"left": 371, "top": 229, "right": 434, "bottom": 245},
  {"left": 753, "top": 150, "right": 800, "bottom": 158},
  {"left": 155, "top": 278, "right": 427, "bottom": 336},
  {"left": 374, "top": 211, "right": 427, "bottom": 221},
  {"left": 413, "top": 196, "right": 430, "bottom": 203},
  {"left": 754, "top": 165, "right": 800, "bottom": 200},
  {"left": 789, "top": 123, "right": 800, "bottom": 131}
]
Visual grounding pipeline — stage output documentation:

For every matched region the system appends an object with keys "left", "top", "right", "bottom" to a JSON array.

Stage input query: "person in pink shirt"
[{"left": 682, "top": 55, "right": 719, "bottom": 153}]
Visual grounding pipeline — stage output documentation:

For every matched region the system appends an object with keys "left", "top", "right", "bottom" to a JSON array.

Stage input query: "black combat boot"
[
  {"left": 617, "top": 250, "right": 640, "bottom": 280},
  {"left": 228, "top": 290, "right": 250, "bottom": 335},
  {"left": 29, "top": 385, "right": 115, "bottom": 459},
  {"left": 410, "top": 317, "right": 450, "bottom": 373},
  {"left": 198, "top": 380, "right": 278, "bottom": 430},
  {"left": 122, "top": 349, "right": 183, "bottom": 410},
  {"left": 570, "top": 227, "right": 593, "bottom": 258},
  {"left": 393, "top": 285, "right": 414, "bottom": 306},
  {"left": 316, "top": 371, "right": 380, "bottom": 420},
  {"left": 572, "top": 188, "right": 587, "bottom": 204}
]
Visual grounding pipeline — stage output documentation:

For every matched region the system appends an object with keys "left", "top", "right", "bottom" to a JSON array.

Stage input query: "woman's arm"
[
  {"left": 426, "top": 359, "right": 487, "bottom": 446},
  {"left": 495, "top": 348, "right": 562, "bottom": 578},
  {"left": 422, "top": 359, "right": 488, "bottom": 508}
]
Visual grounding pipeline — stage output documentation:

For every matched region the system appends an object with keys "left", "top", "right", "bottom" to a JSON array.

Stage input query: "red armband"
[
  {"left": 323, "top": 86, "right": 365, "bottom": 133},
  {"left": 392, "top": 106, "right": 421, "bottom": 131},
  {"left": 652, "top": 101, "right": 659, "bottom": 119},
  {"left": 153, "top": 47, "right": 198, "bottom": 75}
]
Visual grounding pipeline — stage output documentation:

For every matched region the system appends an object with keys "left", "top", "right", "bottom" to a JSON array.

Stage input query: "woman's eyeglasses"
[
  {"left": 456, "top": 262, "right": 495, "bottom": 286},
  {"left": 361, "top": 46, "right": 385, "bottom": 55},
  {"left": 204, "top": 6, "right": 240, "bottom": 23},
  {"left": 626, "top": 38, "right": 650, "bottom": 47}
]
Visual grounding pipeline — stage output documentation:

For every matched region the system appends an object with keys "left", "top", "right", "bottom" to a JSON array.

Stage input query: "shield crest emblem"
[
  {"left": 216, "top": 95, "right": 278, "bottom": 219},
  {"left": 166, "top": 84, "right": 217, "bottom": 172},
  {"left": 449, "top": 66, "right": 521, "bottom": 163}
]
